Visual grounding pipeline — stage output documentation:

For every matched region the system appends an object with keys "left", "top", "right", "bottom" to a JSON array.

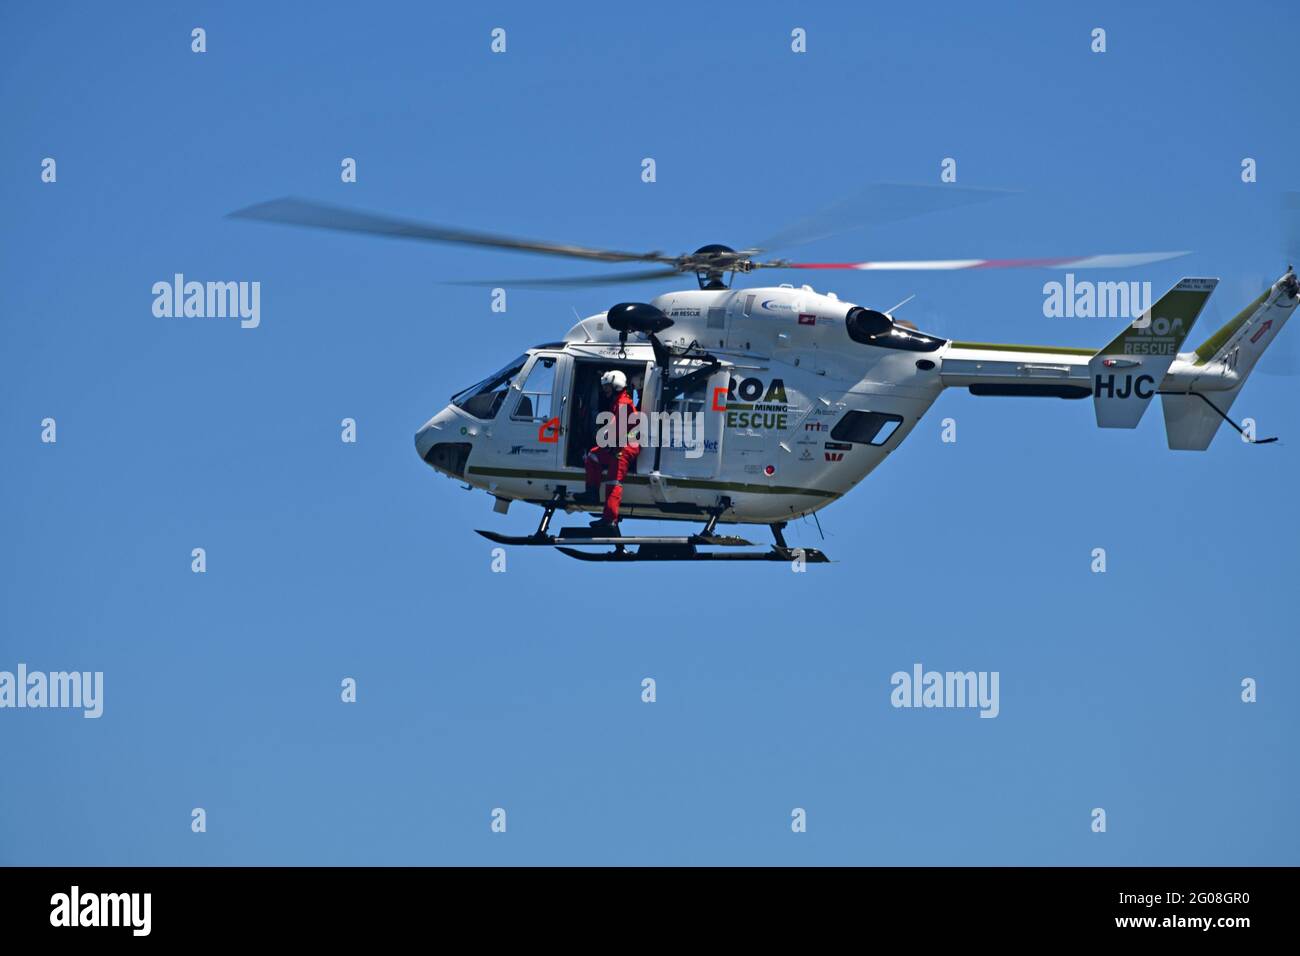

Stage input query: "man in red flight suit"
[{"left": 581, "top": 369, "right": 640, "bottom": 528}]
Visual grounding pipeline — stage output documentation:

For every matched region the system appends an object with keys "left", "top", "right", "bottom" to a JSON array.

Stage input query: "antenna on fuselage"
[{"left": 884, "top": 293, "right": 916, "bottom": 316}]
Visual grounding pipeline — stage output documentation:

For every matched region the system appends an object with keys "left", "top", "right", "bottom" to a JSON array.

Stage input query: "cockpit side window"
[
  {"left": 511, "top": 356, "right": 557, "bottom": 421},
  {"left": 451, "top": 354, "right": 527, "bottom": 420}
]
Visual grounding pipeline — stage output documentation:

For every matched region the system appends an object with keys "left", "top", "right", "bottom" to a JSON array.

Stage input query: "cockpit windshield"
[{"left": 451, "top": 354, "right": 527, "bottom": 419}]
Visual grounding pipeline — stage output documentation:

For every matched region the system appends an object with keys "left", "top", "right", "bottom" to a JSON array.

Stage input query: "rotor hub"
[{"left": 682, "top": 244, "right": 753, "bottom": 289}]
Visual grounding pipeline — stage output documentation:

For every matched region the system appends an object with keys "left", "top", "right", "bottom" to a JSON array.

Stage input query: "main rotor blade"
[
  {"left": 444, "top": 268, "right": 684, "bottom": 289},
  {"left": 754, "top": 182, "right": 1016, "bottom": 251},
  {"left": 1283, "top": 191, "right": 1300, "bottom": 265},
  {"left": 772, "top": 251, "right": 1192, "bottom": 271},
  {"left": 229, "top": 197, "right": 675, "bottom": 265}
]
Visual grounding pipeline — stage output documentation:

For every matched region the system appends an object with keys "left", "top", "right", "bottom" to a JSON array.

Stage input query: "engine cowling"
[{"left": 845, "top": 307, "right": 894, "bottom": 342}]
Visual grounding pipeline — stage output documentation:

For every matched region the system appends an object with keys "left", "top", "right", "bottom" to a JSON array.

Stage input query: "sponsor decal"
[
  {"left": 703, "top": 439, "right": 718, "bottom": 453},
  {"left": 725, "top": 375, "right": 791, "bottom": 432},
  {"left": 824, "top": 451, "right": 844, "bottom": 462},
  {"left": 1122, "top": 315, "right": 1187, "bottom": 356},
  {"left": 668, "top": 307, "right": 702, "bottom": 318},
  {"left": 538, "top": 417, "right": 560, "bottom": 443},
  {"left": 799, "top": 449, "right": 814, "bottom": 461},
  {"left": 823, "top": 441, "right": 852, "bottom": 450},
  {"left": 813, "top": 406, "right": 839, "bottom": 417},
  {"left": 798, "top": 313, "right": 816, "bottom": 326},
  {"left": 761, "top": 299, "right": 795, "bottom": 313},
  {"left": 729, "top": 411, "right": 787, "bottom": 430},
  {"left": 509, "top": 445, "right": 549, "bottom": 456},
  {"left": 804, "top": 421, "right": 826, "bottom": 431},
  {"left": 728, "top": 376, "right": 788, "bottom": 403}
]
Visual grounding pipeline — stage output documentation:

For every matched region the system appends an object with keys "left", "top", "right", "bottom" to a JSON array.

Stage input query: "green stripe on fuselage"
[
  {"left": 466, "top": 465, "right": 840, "bottom": 498},
  {"left": 948, "top": 341, "right": 1095, "bottom": 356},
  {"left": 1194, "top": 289, "right": 1270, "bottom": 364}
]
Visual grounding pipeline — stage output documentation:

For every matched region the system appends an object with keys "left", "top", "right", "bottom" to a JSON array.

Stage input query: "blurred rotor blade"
[
  {"left": 773, "top": 251, "right": 1192, "bottom": 271},
  {"left": 1259, "top": 192, "right": 1300, "bottom": 376},
  {"left": 229, "top": 197, "right": 674, "bottom": 265},
  {"left": 754, "top": 182, "right": 1016, "bottom": 251},
  {"left": 444, "top": 268, "right": 684, "bottom": 289},
  {"left": 1284, "top": 191, "right": 1300, "bottom": 265}
]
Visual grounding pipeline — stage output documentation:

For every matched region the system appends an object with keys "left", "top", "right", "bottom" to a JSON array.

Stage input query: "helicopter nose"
[
  {"left": 414, "top": 419, "right": 440, "bottom": 463},
  {"left": 415, "top": 407, "right": 475, "bottom": 476}
]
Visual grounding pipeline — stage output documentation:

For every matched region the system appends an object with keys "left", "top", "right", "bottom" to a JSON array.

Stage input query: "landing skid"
[
  {"left": 556, "top": 543, "right": 830, "bottom": 563},
  {"left": 476, "top": 528, "right": 755, "bottom": 548},
  {"left": 476, "top": 490, "right": 831, "bottom": 563}
]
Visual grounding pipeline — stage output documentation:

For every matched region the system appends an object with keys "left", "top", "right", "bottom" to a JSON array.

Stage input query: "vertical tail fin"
[{"left": 1090, "top": 278, "right": 1217, "bottom": 428}]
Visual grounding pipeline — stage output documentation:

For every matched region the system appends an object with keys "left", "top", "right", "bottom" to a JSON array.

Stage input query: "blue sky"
[{"left": 1, "top": 0, "right": 1296, "bottom": 865}]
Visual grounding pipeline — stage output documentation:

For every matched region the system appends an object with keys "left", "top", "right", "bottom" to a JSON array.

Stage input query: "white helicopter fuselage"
[
  {"left": 415, "top": 283, "right": 943, "bottom": 524},
  {"left": 415, "top": 270, "right": 1298, "bottom": 529}
]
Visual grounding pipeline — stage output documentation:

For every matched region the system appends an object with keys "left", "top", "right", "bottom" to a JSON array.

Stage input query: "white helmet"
[{"left": 600, "top": 369, "right": 627, "bottom": 390}]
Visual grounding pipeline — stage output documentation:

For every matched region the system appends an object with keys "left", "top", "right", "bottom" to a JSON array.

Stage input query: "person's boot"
[
  {"left": 588, "top": 518, "right": 620, "bottom": 536},
  {"left": 571, "top": 487, "right": 601, "bottom": 506}
]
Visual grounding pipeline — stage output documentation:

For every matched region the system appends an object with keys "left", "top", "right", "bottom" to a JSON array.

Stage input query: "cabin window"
[
  {"left": 666, "top": 377, "right": 707, "bottom": 417},
  {"left": 511, "top": 356, "right": 557, "bottom": 421},
  {"left": 831, "top": 410, "right": 904, "bottom": 445}
]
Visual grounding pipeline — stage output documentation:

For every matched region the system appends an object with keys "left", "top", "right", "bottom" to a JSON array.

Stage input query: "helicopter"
[{"left": 230, "top": 194, "right": 1297, "bottom": 562}]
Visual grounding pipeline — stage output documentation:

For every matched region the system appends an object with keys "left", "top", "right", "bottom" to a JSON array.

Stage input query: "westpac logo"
[
  {"left": 890, "top": 663, "right": 1000, "bottom": 718},
  {"left": 50, "top": 886, "right": 151, "bottom": 936},
  {"left": 1043, "top": 274, "right": 1151, "bottom": 320}
]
